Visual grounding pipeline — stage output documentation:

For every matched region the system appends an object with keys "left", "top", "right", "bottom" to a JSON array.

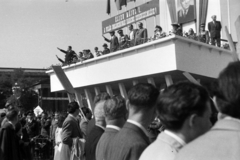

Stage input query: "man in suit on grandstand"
[
  {"left": 128, "top": 24, "right": 138, "bottom": 47},
  {"left": 105, "top": 83, "right": 159, "bottom": 160},
  {"left": 103, "top": 31, "right": 119, "bottom": 52},
  {"left": 96, "top": 95, "right": 128, "bottom": 160},
  {"left": 135, "top": 22, "right": 148, "bottom": 45},
  {"left": 140, "top": 82, "right": 212, "bottom": 160},
  {"left": 175, "top": 62, "right": 240, "bottom": 160},
  {"left": 208, "top": 15, "right": 222, "bottom": 47}
]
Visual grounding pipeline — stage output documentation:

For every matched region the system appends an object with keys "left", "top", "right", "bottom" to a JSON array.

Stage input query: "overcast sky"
[{"left": 0, "top": 0, "right": 150, "bottom": 69}]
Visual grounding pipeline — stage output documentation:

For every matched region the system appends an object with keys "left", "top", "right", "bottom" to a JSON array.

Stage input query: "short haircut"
[
  {"left": 94, "top": 92, "right": 110, "bottom": 105},
  {"left": 155, "top": 25, "right": 162, "bottom": 31},
  {"left": 94, "top": 101, "right": 105, "bottom": 120},
  {"left": 104, "top": 95, "right": 127, "bottom": 120},
  {"left": 81, "top": 107, "right": 92, "bottom": 117},
  {"left": 157, "top": 81, "right": 210, "bottom": 130},
  {"left": 57, "top": 115, "right": 66, "bottom": 128},
  {"left": 67, "top": 101, "right": 79, "bottom": 114},
  {"left": 6, "top": 109, "right": 18, "bottom": 121},
  {"left": 216, "top": 62, "right": 240, "bottom": 119},
  {"left": 94, "top": 47, "right": 98, "bottom": 50},
  {"left": 129, "top": 24, "right": 133, "bottom": 28},
  {"left": 128, "top": 83, "right": 159, "bottom": 111}
]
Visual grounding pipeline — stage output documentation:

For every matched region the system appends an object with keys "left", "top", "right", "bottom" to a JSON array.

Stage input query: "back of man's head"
[
  {"left": 216, "top": 62, "right": 240, "bottom": 119},
  {"left": 128, "top": 83, "right": 159, "bottom": 112},
  {"left": 94, "top": 92, "right": 110, "bottom": 105},
  {"left": 6, "top": 109, "right": 18, "bottom": 122},
  {"left": 104, "top": 95, "right": 127, "bottom": 121},
  {"left": 157, "top": 82, "right": 211, "bottom": 132}
]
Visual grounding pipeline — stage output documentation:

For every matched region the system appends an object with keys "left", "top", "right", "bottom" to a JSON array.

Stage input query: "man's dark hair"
[
  {"left": 104, "top": 95, "right": 127, "bottom": 120},
  {"left": 157, "top": 81, "right": 210, "bottom": 131},
  {"left": 6, "top": 109, "right": 18, "bottom": 121},
  {"left": 81, "top": 107, "right": 92, "bottom": 117},
  {"left": 155, "top": 25, "right": 162, "bottom": 31},
  {"left": 216, "top": 62, "right": 240, "bottom": 119},
  {"left": 94, "top": 92, "right": 110, "bottom": 105},
  {"left": 67, "top": 101, "right": 79, "bottom": 114},
  {"left": 128, "top": 83, "right": 159, "bottom": 111}
]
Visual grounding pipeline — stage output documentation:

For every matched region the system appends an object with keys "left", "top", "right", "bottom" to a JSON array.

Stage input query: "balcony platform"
[{"left": 47, "top": 35, "right": 233, "bottom": 93}]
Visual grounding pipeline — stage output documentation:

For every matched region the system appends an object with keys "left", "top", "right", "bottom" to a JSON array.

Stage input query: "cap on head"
[
  {"left": 117, "top": 29, "right": 123, "bottom": 33},
  {"left": 103, "top": 43, "right": 108, "bottom": 47}
]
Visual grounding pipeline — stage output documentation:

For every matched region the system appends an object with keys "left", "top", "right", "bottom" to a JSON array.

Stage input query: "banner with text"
[{"left": 102, "top": 0, "right": 159, "bottom": 34}]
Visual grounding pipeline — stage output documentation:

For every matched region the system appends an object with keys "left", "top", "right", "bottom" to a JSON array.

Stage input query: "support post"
[
  {"left": 84, "top": 89, "right": 94, "bottom": 111},
  {"left": 74, "top": 88, "right": 84, "bottom": 108},
  {"left": 147, "top": 77, "right": 156, "bottom": 87},
  {"left": 164, "top": 75, "right": 173, "bottom": 87},
  {"left": 94, "top": 87, "right": 101, "bottom": 96},
  {"left": 106, "top": 85, "right": 114, "bottom": 97},
  {"left": 118, "top": 83, "right": 128, "bottom": 99}
]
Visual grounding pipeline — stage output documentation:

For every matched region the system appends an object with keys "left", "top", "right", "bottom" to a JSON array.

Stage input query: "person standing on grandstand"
[
  {"left": 135, "top": 22, "right": 148, "bottom": 45},
  {"left": 128, "top": 24, "right": 138, "bottom": 47},
  {"left": 60, "top": 102, "right": 83, "bottom": 160},
  {"left": 208, "top": 15, "right": 222, "bottom": 47},
  {"left": 103, "top": 31, "right": 119, "bottom": 52},
  {"left": 56, "top": 46, "right": 77, "bottom": 64},
  {"left": 102, "top": 43, "right": 110, "bottom": 55},
  {"left": 0, "top": 109, "right": 21, "bottom": 160},
  {"left": 94, "top": 47, "right": 102, "bottom": 57},
  {"left": 118, "top": 29, "right": 129, "bottom": 50}
]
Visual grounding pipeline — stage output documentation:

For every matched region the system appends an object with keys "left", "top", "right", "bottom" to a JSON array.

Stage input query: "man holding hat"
[
  {"left": 103, "top": 31, "right": 119, "bottom": 53},
  {"left": 199, "top": 23, "right": 209, "bottom": 44},
  {"left": 118, "top": 29, "right": 128, "bottom": 50},
  {"left": 102, "top": 43, "right": 110, "bottom": 55}
]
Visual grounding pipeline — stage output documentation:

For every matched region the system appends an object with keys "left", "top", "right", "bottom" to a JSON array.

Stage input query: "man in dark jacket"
[
  {"left": 106, "top": 83, "right": 159, "bottom": 160},
  {"left": 40, "top": 112, "right": 51, "bottom": 137},
  {"left": 103, "top": 31, "right": 119, "bottom": 52},
  {"left": 208, "top": 15, "right": 222, "bottom": 47},
  {"left": 26, "top": 112, "right": 38, "bottom": 139},
  {"left": 0, "top": 109, "right": 21, "bottom": 160}
]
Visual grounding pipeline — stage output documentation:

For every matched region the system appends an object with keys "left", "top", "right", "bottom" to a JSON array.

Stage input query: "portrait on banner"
[{"left": 176, "top": 0, "right": 196, "bottom": 24}]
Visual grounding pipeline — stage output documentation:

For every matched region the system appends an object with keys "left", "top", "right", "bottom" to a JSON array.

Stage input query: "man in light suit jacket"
[
  {"left": 103, "top": 31, "right": 119, "bottom": 52},
  {"left": 208, "top": 15, "right": 222, "bottom": 47},
  {"left": 135, "top": 22, "right": 148, "bottom": 46},
  {"left": 128, "top": 24, "right": 138, "bottom": 47},
  {"left": 60, "top": 102, "right": 83, "bottom": 160},
  {"left": 140, "top": 82, "right": 212, "bottom": 160},
  {"left": 175, "top": 62, "right": 240, "bottom": 160},
  {"left": 85, "top": 101, "right": 106, "bottom": 160},
  {"left": 96, "top": 95, "right": 127, "bottom": 160},
  {"left": 105, "top": 83, "right": 159, "bottom": 160}
]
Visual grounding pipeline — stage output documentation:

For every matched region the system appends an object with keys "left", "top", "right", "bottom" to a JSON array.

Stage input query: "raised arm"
[{"left": 57, "top": 47, "right": 67, "bottom": 54}]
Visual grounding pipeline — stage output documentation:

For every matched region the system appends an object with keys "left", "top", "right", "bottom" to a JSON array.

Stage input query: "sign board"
[
  {"left": 102, "top": 0, "right": 159, "bottom": 34},
  {"left": 34, "top": 105, "right": 43, "bottom": 116}
]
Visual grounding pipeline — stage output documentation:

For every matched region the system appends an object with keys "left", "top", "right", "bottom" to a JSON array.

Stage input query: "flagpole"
[
  {"left": 143, "top": 0, "right": 147, "bottom": 29},
  {"left": 125, "top": 6, "right": 128, "bottom": 34}
]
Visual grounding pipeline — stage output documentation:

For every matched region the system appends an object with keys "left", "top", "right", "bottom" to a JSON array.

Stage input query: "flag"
[{"left": 107, "top": 0, "right": 111, "bottom": 15}]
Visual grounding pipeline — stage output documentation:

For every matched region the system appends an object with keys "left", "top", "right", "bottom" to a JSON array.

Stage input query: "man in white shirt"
[
  {"left": 140, "top": 82, "right": 212, "bottom": 160},
  {"left": 96, "top": 95, "right": 128, "bottom": 160},
  {"left": 128, "top": 24, "right": 137, "bottom": 47},
  {"left": 105, "top": 83, "right": 160, "bottom": 160},
  {"left": 175, "top": 62, "right": 240, "bottom": 160}
]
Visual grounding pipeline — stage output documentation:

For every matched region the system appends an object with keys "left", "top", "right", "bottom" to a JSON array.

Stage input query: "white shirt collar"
[
  {"left": 127, "top": 119, "right": 149, "bottom": 136},
  {"left": 106, "top": 125, "right": 121, "bottom": 131},
  {"left": 224, "top": 116, "right": 240, "bottom": 124},
  {"left": 69, "top": 114, "right": 78, "bottom": 121},
  {"left": 8, "top": 121, "right": 15, "bottom": 130},
  {"left": 164, "top": 130, "right": 186, "bottom": 146},
  {"left": 96, "top": 124, "right": 105, "bottom": 130}
]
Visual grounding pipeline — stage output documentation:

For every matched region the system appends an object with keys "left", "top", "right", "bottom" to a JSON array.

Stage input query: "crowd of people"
[
  {"left": 54, "top": 15, "right": 224, "bottom": 67},
  {"left": 2, "top": 61, "right": 240, "bottom": 160}
]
